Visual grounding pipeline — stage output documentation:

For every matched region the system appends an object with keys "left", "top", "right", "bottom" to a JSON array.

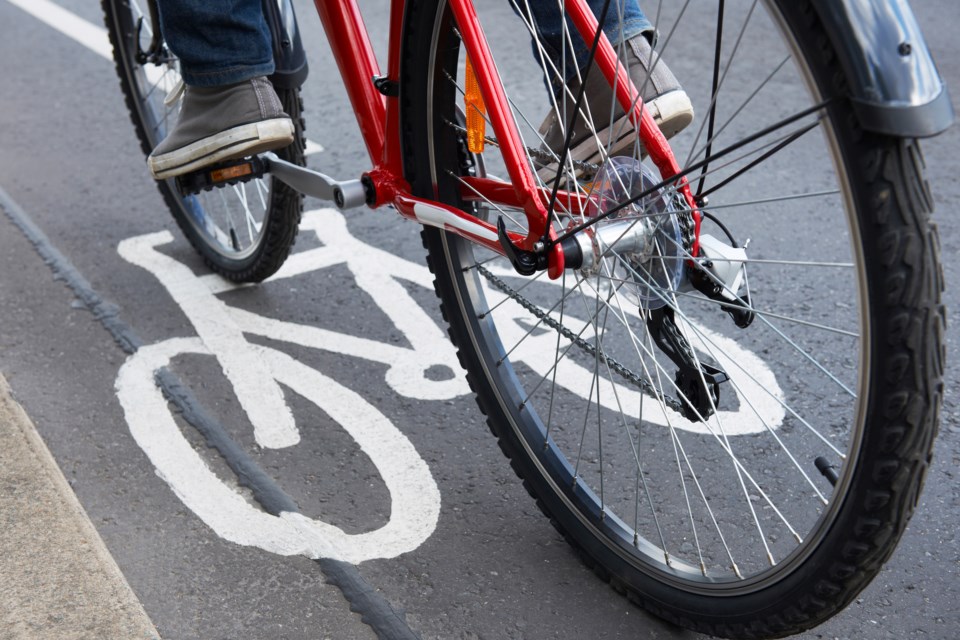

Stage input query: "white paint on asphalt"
[
  {"left": 118, "top": 235, "right": 303, "bottom": 449},
  {"left": 116, "top": 336, "right": 441, "bottom": 563},
  {"left": 112, "top": 208, "right": 782, "bottom": 562},
  {"left": 115, "top": 210, "right": 463, "bottom": 562},
  {"left": 5, "top": 0, "right": 112, "bottom": 61}
]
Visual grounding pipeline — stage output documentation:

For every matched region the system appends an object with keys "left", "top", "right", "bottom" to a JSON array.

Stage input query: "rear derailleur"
[
  {"left": 647, "top": 306, "right": 728, "bottom": 422},
  {"left": 647, "top": 229, "right": 755, "bottom": 422},
  {"left": 687, "top": 234, "right": 755, "bottom": 329}
]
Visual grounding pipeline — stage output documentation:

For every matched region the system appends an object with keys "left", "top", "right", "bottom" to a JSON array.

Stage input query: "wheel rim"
[
  {"left": 422, "top": 0, "right": 869, "bottom": 589},
  {"left": 116, "top": 0, "right": 284, "bottom": 263}
]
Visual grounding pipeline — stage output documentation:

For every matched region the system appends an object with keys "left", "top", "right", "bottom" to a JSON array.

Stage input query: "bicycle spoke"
[
  {"left": 608, "top": 251, "right": 847, "bottom": 460},
  {"left": 110, "top": 0, "right": 302, "bottom": 276},
  {"left": 698, "top": 120, "right": 820, "bottom": 200},
  {"left": 552, "top": 99, "right": 831, "bottom": 245},
  {"left": 402, "top": 0, "right": 938, "bottom": 615}
]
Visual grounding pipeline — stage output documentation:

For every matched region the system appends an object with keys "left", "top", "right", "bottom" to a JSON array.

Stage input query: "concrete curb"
[{"left": 0, "top": 374, "right": 161, "bottom": 639}]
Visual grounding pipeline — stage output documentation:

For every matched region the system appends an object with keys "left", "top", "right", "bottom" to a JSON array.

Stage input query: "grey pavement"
[{"left": 0, "top": 375, "right": 160, "bottom": 640}]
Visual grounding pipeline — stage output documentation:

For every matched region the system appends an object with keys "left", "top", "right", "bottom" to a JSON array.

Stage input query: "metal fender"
[
  {"left": 808, "top": 0, "right": 953, "bottom": 137},
  {"left": 263, "top": 0, "right": 309, "bottom": 89}
]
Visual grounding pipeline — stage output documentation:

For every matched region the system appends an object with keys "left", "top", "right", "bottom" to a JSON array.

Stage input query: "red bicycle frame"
[{"left": 312, "top": 0, "right": 700, "bottom": 277}]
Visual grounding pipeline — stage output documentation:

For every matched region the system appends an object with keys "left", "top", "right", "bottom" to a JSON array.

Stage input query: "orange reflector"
[
  {"left": 210, "top": 163, "right": 253, "bottom": 183},
  {"left": 464, "top": 56, "right": 486, "bottom": 154}
]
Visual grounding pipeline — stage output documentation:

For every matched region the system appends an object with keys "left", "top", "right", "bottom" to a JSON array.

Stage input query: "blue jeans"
[
  {"left": 521, "top": 0, "right": 653, "bottom": 80},
  {"left": 156, "top": 0, "right": 274, "bottom": 86},
  {"left": 157, "top": 0, "right": 651, "bottom": 87}
]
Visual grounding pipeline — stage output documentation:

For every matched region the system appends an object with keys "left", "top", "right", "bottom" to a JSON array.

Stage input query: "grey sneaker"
[
  {"left": 537, "top": 35, "right": 693, "bottom": 178},
  {"left": 148, "top": 76, "right": 295, "bottom": 180}
]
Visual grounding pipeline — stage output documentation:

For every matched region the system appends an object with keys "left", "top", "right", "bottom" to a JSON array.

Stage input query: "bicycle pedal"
[{"left": 176, "top": 156, "right": 268, "bottom": 195}]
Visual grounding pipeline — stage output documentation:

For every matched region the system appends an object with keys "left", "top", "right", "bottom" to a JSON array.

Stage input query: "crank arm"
[{"left": 262, "top": 152, "right": 368, "bottom": 209}]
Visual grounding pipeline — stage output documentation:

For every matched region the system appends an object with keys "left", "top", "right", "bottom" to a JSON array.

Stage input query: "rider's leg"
[
  {"left": 525, "top": 0, "right": 654, "bottom": 76},
  {"left": 147, "top": 0, "right": 294, "bottom": 180},
  {"left": 523, "top": 0, "right": 693, "bottom": 172}
]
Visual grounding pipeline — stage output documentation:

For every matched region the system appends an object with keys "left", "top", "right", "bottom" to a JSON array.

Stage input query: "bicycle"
[{"left": 101, "top": 0, "right": 952, "bottom": 637}]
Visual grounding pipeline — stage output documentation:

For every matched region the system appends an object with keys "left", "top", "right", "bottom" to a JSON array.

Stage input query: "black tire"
[
  {"left": 400, "top": 0, "right": 943, "bottom": 636},
  {"left": 102, "top": 0, "right": 304, "bottom": 282}
]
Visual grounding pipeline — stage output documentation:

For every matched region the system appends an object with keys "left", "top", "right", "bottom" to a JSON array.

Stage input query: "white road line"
[
  {"left": 6, "top": 0, "right": 113, "bottom": 60},
  {"left": 5, "top": 0, "right": 324, "bottom": 155}
]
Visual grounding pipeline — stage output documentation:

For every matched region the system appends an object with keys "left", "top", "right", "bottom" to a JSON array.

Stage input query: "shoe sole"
[
  {"left": 538, "top": 90, "right": 694, "bottom": 181},
  {"left": 148, "top": 118, "right": 295, "bottom": 180}
]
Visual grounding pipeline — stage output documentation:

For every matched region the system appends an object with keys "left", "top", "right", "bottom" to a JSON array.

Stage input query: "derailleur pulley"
[{"left": 647, "top": 306, "right": 729, "bottom": 422}]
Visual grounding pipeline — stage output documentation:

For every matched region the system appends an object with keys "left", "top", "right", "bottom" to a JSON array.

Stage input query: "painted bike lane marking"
[
  {"left": 5, "top": 0, "right": 113, "bottom": 59},
  {"left": 112, "top": 207, "right": 784, "bottom": 566},
  {"left": 114, "top": 210, "right": 468, "bottom": 563},
  {"left": 0, "top": 188, "right": 420, "bottom": 639}
]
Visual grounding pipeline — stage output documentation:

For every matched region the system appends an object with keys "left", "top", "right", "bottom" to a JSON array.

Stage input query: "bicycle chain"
[
  {"left": 675, "top": 192, "right": 697, "bottom": 255},
  {"left": 476, "top": 264, "right": 686, "bottom": 413}
]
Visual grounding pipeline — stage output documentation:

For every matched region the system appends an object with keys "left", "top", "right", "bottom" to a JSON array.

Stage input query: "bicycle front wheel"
[
  {"left": 102, "top": 0, "right": 305, "bottom": 282},
  {"left": 400, "top": 0, "right": 943, "bottom": 636}
]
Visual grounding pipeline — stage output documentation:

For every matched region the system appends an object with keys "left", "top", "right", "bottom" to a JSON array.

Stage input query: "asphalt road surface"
[{"left": 1, "top": 1, "right": 958, "bottom": 639}]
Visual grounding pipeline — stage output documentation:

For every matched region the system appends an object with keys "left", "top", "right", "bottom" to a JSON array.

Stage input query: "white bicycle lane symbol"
[{"left": 113, "top": 208, "right": 784, "bottom": 564}]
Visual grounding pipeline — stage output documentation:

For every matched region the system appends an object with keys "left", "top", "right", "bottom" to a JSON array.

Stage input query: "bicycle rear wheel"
[
  {"left": 400, "top": 0, "right": 943, "bottom": 636},
  {"left": 102, "top": 0, "right": 304, "bottom": 282}
]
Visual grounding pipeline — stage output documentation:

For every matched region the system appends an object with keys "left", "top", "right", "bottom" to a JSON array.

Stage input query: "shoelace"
[{"left": 163, "top": 77, "right": 185, "bottom": 107}]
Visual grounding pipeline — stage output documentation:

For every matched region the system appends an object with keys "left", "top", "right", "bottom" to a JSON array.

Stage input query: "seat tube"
[
  {"left": 313, "top": 0, "right": 387, "bottom": 163},
  {"left": 446, "top": 0, "right": 549, "bottom": 246}
]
